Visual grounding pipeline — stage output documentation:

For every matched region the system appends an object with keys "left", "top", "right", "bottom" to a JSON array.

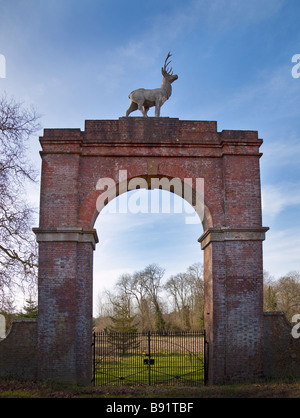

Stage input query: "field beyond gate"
[{"left": 92, "top": 331, "right": 208, "bottom": 386}]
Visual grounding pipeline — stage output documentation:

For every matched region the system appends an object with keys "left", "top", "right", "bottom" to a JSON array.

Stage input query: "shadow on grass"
[{"left": 0, "top": 377, "right": 300, "bottom": 398}]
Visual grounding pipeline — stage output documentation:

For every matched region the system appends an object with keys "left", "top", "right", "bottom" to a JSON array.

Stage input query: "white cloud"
[
  {"left": 150, "top": 0, "right": 284, "bottom": 41},
  {"left": 262, "top": 183, "right": 300, "bottom": 220},
  {"left": 261, "top": 135, "right": 300, "bottom": 170},
  {"left": 262, "top": 182, "right": 300, "bottom": 277},
  {"left": 206, "top": 0, "right": 284, "bottom": 30},
  {"left": 207, "top": 65, "right": 299, "bottom": 126},
  {"left": 264, "top": 228, "right": 300, "bottom": 278}
]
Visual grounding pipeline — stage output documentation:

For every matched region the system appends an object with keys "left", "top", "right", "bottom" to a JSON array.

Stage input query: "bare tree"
[
  {"left": 115, "top": 266, "right": 166, "bottom": 331},
  {"left": 164, "top": 263, "right": 204, "bottom": 330},
  {"left": 263, "top": 270, "right": 300, "bottom": 321},
  {"left": 0, "top": 93, "right": 40, "bottom": 310},
  {"left": 165, "top": 272, "right": 192, "bottom": 329},
  {"left": 263, "top": 270, "right": 278, "bottom": 312},
  {"left": 275, "top": 271, "right": 300, "bottom": 321},
  {"left": 136, "top": 264, "right": 166, "bottom": 332},
  {"left": 186, "top": 263, "right": 204, "bottom": 328},
  {"left": 116, "top": 272, "right": 152, "bottom": 332}
]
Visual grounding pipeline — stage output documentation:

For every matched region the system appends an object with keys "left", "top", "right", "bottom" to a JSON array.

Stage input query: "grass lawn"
[{"left": 94, "top": 352, "right": 205, "bottom": 386}]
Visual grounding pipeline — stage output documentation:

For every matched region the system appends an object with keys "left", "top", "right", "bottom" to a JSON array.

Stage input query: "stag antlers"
[{"left": 161, "top": 52, "right": 174, "bottom": 77}]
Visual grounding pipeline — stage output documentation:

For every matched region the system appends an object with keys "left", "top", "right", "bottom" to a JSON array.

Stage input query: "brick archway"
[{"left": 34, "top": 118, "right": 268, "bottom": 385}]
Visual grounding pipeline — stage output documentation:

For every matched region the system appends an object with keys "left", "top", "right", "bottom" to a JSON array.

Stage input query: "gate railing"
[{"left": 92, "top": 330, "right": 208, "bottom": 386}]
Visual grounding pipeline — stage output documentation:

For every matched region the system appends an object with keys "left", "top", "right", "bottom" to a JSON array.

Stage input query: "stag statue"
[{"left": 125, "top": 52, "right": 178, "bottom": 118}]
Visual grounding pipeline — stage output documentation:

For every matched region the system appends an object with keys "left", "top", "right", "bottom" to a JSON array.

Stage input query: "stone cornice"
[
  {"left": 32, "top": 228, "right": 99, "bottom": 250},
  {"left": 198, "top": 227, "right": 269, "bottom": 250},
  {"left": 39, "top": 118, "right": 263, "bottom": 158}
]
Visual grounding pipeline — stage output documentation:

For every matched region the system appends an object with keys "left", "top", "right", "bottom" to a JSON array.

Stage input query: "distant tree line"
[
  {"left": 2, "top": 265, "right": 300, "bottom": 335},
  {"left": 263, "top": 270, "right": 300, "bottom": 321},
  {"left": 96, "top": 266, "right": 300, "bottom": 333},
  {"left": 95, "top": 262, "right": 205, "bottom": 333},
  {"left": 0, "top": 297, "right": 38, "bottom": 332}
]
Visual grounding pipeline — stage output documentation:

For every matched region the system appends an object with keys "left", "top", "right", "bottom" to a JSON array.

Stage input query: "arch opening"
[{"left": 92, "top": 187, "right": 205, "bottom": 324}]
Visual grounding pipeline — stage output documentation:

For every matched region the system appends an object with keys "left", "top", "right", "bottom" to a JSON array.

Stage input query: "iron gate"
[{"left": 92, "top": 331, "right": 208, "bottom": 386}]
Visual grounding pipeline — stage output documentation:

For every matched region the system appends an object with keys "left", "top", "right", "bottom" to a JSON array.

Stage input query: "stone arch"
[
  {"left": 78, "top": 173, "right": 213, "bottom": 231},
  {"left": 34, "top": 118, "right": 268, "bottom": 385}
]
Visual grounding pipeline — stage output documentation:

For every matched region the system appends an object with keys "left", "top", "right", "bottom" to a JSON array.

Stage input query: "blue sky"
[{"left": 1, "top": 0, "right": 300, "bottom": 313}]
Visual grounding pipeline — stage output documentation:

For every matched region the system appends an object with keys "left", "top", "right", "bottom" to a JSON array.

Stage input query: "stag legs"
[
  {"left": 125, "top": 101, "right": 138, "bottom": 117},
  {"left": 155, "top": 104, "right": 161, "bottom": 117},
  {"left": 126, "top": 101, "right": 150, "bottom": 117},
  {"left": 138, "top": 104, "right": 148, "bottom": 117},
  {"left": 126, "top": 99, "right": 160, "bottom": 117}
]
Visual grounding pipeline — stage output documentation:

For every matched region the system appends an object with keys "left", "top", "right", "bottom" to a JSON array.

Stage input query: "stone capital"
[
  {"left": 33, "top": 227, "right": 99, "bottom": 250},
  {"left": 198, "top": 226, "right": 269, "bottom": 250}
]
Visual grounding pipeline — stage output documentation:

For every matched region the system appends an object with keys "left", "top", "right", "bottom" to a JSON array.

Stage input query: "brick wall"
[
  {"left": 0, "top": 319, "right": 37, "bottom": 380},
  {"left": 264, "top": 312, "right": 300, "bottom": 378},
  {"left": 1, "top": 313, "right": 299, "bottom": 382}
]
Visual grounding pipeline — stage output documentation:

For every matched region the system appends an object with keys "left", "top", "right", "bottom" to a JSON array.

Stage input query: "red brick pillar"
[
  {"left": 200, "top": 227, "right": 268, "bottom": 383},
  {"left": 33, "top": 132, "right": 99, "bottom": 385},
  {"left": 201, "top": 236, "right": 226, "bottom": 384},
  {"left": 33, "top": 229, "right": 98, "bottom": 385},
  {"left": 199, "top": 136, "right": 269, "bottom": 383}
]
